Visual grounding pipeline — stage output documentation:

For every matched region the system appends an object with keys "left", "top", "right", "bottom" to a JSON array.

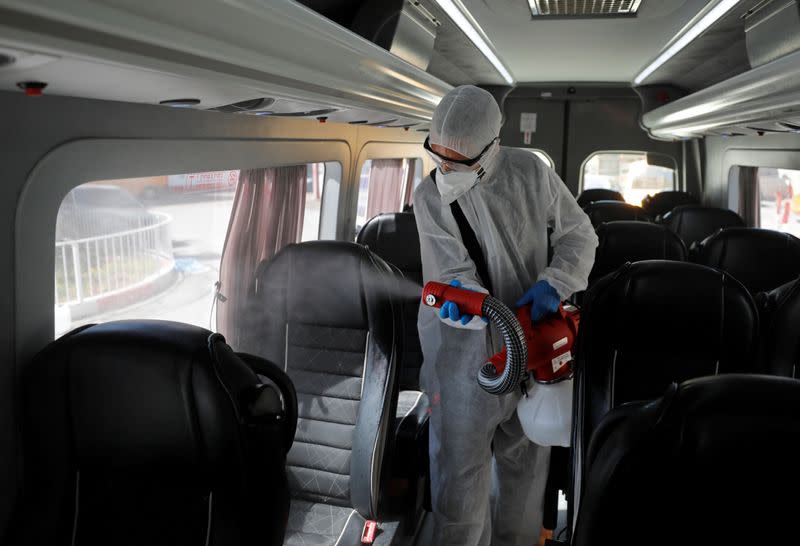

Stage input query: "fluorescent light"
[
  {"left": 634, "top": 0, "right": 741, "bottom": 85},
  {"left": 434, "top": 0, "right": 515, "bottom": 85}
]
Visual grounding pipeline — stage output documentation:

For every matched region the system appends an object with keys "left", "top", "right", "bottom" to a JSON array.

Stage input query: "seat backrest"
[
  {"left": 590, "top": 221, "right": 687, "bottom": 284},
  {"left": 640, "top": 190, "right": 698, "bottom": 217},
  {"left": 660, "top": 204, "right": 745, "bottom": 247},
  {"left": 693, "top": 227, "right": 800, "bottom": 294},
  {"left": 756, "top": 276, "right": 800, "bottom": 377},
  {"left": 357, "top": 213, "right": 423, "bottom": 390},
  {"left": 572, "top": 260, "right": 758, "bottom": 511},
  {"left": 13, "top": 320, "right": 291, "bottom": 546},
  {"left": 356, "top": 212, "right": 421, "bottom": 284},
  {"left": 576, "top": 188, "right": 625, "bottom": 208},
  {"left": 582, "top": 200, "right": 651, "bottom": 228},
  {"left": 241, "top": 241, "right": 400, "bottom": 519},
  {"left": 573, "top": 375, "right": 800, "bottom": 546}
]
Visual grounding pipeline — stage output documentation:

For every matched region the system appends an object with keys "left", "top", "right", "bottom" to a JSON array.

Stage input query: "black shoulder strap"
[{"left": 430, "top": 169, "right": 494, "bottom": 294}]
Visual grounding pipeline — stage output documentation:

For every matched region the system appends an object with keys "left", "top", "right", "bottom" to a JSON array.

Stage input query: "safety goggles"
[{"left": 424, "top": 137, "right": 498, "bottom": 172}]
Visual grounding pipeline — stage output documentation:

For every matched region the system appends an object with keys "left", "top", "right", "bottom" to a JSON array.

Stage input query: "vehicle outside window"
[
  {"left": 355, "top": 158, "right": 423, "bottom": 233},
  {"left": 582, "top": 151, "right": 676, "bottom": 206},
  {"left": 758, "top": 167, "right": 800, "bottom": 237},
  {"left": 54, "top": 162, "right": 337, "bottom": 337}
]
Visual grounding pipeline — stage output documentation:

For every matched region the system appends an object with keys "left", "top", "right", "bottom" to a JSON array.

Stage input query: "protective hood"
[{"left": 430, "top": 85, "right": 502, "bottom": 160}]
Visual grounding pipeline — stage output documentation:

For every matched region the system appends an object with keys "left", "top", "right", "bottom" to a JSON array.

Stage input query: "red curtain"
[
  {"left": 366, "top": 159, "right": 406, "bottom": 219},
  {"left": 217, "top": 165, "right": 307, "bottom": 345}
]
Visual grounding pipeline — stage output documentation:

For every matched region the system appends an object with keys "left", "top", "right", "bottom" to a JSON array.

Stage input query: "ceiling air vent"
[
  {"left": 528, "top": 0, "right": 642, "bottom": 17},
  {"left": 212, "top": 98, "right": 275, "bottom": 113}
]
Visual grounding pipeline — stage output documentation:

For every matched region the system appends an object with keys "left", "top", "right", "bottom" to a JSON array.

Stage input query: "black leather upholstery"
[
  {"left": 693, "top": 227, "right": 800, "bottom": 294},
  {"left": 756, "top": 276, "right": 800, "bottom": 377},
  {"left": 571, "top": 261, "right": 758, "bottom": 526},
  {"left": 13, "top": 320, "right": 292, "bottom": 546},
  {"left": 582, "top": 200, "right": 651, "bottom": 227},
  {"left": 576, "top": 189, "right": 625, "bottom": 208},
  {"left": 241, "top": 241, "right": 402, "bottom": 545},
  {"left": 357, "top": 213, "right": 421, "bottom": 284},
  {"left": 660, "top": 204, "right": 745, "bottom": 246},
  {"left": 573, "top": 375, "right": 800, "bottom": 546},
  {"left": 357, "top": 213, "right": 423, "bottom": 390},
  {"left": 589, "top": 221, "right": 687, "bottom": 284},
  {"left": 640, "top": 190, "right": 698, "bottom": 217}
]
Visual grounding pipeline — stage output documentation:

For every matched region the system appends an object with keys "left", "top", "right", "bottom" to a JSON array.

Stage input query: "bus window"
[
  {"left": 356, "top": 158, "right": 423, "bottom": 232},
  {"left": 758, "top": 167, "right": 800, "bottom": 238},
  {"left": 581, "top": 151, "right": 676, "bottom": 206},
  {"left": 520, "top": 148, "right": 554, "bottom": 169},
  {"left": 54, "top": 162, "right": 339, "bottom": 337}
]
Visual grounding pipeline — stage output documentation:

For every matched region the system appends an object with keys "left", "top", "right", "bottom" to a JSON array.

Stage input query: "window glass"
[
  {"left": 520, "top": 148, "right": 554, "bottom": 169},
  {"left": 55, "top": 162, "right": 339, "bottom": 337},
  {"left": 355, "top": 158, "right": 423, "bottom": 233},
  {"left": 758, "top": 167, "right": 800, "bottom": 237},
  {"left": 582, "top": 152, "right": 676, "bottom": 205}
]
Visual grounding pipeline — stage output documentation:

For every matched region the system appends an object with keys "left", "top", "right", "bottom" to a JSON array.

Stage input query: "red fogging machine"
[{"left": 422, "top": 281, "right": 580, "bottom": 446}]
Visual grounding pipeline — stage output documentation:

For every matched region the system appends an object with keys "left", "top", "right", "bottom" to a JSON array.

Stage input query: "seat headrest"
[
  {"left": 590, "top": 221, "right": 686, "bottom": 283},
  {"left": 356, "top": 213, "right": 421, "bottom": 284},
  {"left": 574, "top": 374, "right": 800, "bottom": 546},
  {"left": 23, "top": 320, "right": 247, "bottom": 472},
  {"left": 694, "top": 227, "right": 800, "bottom": 293},
  {"left": 640, "top": 190, "right": 698, "bottom": 217},
  {"left": 252, "top": 241, "right": 396, "bottom": 329},
  {"left": 576, "top": 189, "right": 625, "bottom": 208},
  {"left": 661, "top": 205, "right": 744, "bottom": 246},
  {"left": 582, "top": 200, "right": 651, "bottom": 227}
]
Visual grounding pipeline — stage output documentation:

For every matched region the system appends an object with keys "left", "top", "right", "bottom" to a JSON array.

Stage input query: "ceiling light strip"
[
  {"left": 434, "top": 0, "right": 515, "bottom": 85},
  {"left": 633, "top": 0, "right": 741, "bottom": 85}
]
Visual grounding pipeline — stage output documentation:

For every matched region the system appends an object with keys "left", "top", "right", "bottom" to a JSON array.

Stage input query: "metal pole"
[{"left": 71, "top": 242, "right": 83, "bottom": 303}]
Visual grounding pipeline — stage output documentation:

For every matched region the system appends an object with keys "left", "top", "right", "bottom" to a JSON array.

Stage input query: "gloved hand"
[
  {"left": 440, "top": 280, "right": 490, "bottom": 327},
  {"left": 516, "top": 280, "right": 561, "bottom": 322}
]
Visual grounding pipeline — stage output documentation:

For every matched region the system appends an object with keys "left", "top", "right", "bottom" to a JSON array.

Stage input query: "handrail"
[{"left": 55, "top": 211, "right": 175, "bottom": 306}]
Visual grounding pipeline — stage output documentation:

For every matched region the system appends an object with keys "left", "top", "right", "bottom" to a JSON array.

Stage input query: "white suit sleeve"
[
  {"left": 414, "top": 181, "right": 488, "bottom": 330},
  {"left": 537, "top": 170, "right": 599, "bottom": 299}
]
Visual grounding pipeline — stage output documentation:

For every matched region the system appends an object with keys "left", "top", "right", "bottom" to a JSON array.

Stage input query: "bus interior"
[{"left": 2, "top": 0, "right": 800, "bottom": 544}]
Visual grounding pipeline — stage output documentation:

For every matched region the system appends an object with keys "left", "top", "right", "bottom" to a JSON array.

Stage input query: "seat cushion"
[{"left": 285, "top": 501, "right": 364, "bottom": 546}]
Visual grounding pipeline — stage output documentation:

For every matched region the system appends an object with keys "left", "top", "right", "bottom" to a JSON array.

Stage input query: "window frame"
[
  {"left": 519, "top": 148, "right": 555, "bottom": 169},
  {"left": 349, "top": 141, "right": 433, "bottom": 235},
  {"left": 579, "top": 150, "right": 679, "bottom": 194},
  {"left": 17, "top": 138, "right": 350, "bottom": 363}
]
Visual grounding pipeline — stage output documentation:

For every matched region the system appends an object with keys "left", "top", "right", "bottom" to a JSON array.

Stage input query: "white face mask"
[
  {"left": 431, "top": 138, "right": 501, "bottom": 204},
  {"left": 436, "top": 168, "right": 479, "bottom": 205}
]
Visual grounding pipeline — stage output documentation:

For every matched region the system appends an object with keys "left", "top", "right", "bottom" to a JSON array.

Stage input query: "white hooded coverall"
[{"left": 415, "top": 85, "right": 598, "bottom": 546}]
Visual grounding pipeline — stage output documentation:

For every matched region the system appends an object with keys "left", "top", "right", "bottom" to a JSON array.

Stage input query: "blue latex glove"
[
  {"left": 516, "top": 280, "right": 561, "bottom": 322},
  {"left": 439, "top": 280, "right": 489, "bottom": 326}
]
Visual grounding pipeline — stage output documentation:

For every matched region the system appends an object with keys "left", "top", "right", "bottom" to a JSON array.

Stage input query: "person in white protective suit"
[{"left": 414, "top": 85, "right": 598, "bottom": 546}]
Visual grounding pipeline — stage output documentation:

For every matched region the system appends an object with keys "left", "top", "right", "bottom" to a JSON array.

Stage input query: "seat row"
[{"left": 12, "top": 242, "right": 427, "bottom": 546}]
